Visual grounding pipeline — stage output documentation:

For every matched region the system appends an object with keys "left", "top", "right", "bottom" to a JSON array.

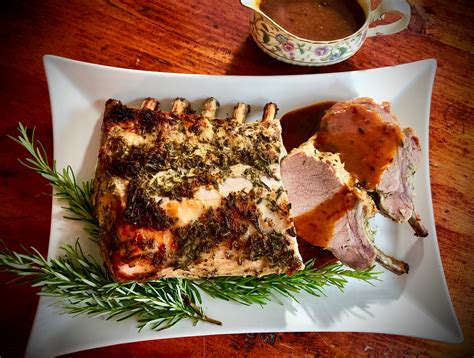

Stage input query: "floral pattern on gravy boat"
[{"left": 242, "top": 0, "right": 411, "bottom": 66}]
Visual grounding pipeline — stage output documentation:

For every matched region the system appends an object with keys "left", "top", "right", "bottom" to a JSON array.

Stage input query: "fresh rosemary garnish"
[
  {"left": 0, "top": 240, "right": 220, "bottom": 330},
  {"left": 8, "top": 123, "right": 99, "bottom": 239},
  {"left": 198, "top": 261, "right": 380, "bottom": 306},
  {"left": 1, "top": 122, "right": 381, "bottom": 331}
]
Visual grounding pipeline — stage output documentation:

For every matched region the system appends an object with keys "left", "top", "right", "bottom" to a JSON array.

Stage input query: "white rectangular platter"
[{"left": 26, "top": 55, "right": 462, "bottom": 357}]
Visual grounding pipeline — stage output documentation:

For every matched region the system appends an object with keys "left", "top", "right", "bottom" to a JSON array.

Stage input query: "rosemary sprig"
[
  {"left": 0, "top": 240, "right": 221, "bottom": 330},
  {"left": 197, "top": 261, "right": 380, "bottom": 306},
  {"left": 2, "top": 122, "right": 381, "bottom": 331},
  {"left": 8, "top": 123, "right": 98, "bottom": 239}
]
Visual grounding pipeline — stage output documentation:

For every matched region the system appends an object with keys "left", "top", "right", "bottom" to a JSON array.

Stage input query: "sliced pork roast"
[
  {"left": 314, "top": 98, "right": 428, "bottom": 237},
  {"left": 281, "top": 138, "right": 409, "bottom": 274},
  {"left": 373, "top": 127, "right": 427, "bottom": 236},
  {"left": 92, "top": 97, "right": 304, "bottom": 282}
]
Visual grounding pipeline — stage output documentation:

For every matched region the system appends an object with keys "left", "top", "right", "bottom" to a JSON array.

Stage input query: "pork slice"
[
  {"left": 317, "top": 98, "right": 427, "bottom": 237},
  {"left": 373, "top": 128, "right": 428, "bottom": 237},
  {"left": 281, "top": 139, "right": 408, "bottom": 274}
]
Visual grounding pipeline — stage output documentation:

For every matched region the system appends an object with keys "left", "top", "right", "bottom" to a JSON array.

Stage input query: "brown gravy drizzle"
[
  {"left": 296, "top": 237, "right": 338, "bottom": 268},
  {"left": 314, "top": 103, "right": 403, "bottom": 189},
  {"left": 293, "top": 186, "right": 358, "bottom": 249}
]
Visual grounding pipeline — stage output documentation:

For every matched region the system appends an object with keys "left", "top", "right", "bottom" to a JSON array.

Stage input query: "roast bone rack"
[{"left": 139, "top": 97, "right": 278, "bottom": 123}]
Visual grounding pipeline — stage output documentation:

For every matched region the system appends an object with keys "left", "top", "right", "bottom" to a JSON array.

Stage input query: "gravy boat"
[{"left": 241, "top": 0, "right": 411, "bottom": 66}]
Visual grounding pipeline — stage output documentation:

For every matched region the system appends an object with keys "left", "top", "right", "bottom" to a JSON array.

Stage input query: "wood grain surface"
[{"left": 0, "top": 0, "right": 473, "bottom": 357}]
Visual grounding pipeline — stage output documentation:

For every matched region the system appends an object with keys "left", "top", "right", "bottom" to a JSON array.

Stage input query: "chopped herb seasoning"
[
  {"left": 172, "top": 198, "right": 248, "bottom": 268},
  {"left": 96, "top": 100, "right": 302, "bottom": 278},
  {"left": 124, "top": 182, "right": 175, "bottom": 230},
  {"left": 139, "top": 108, "right": 161, "bottom": 134},
  {"left": 146, "top": 169, "right": 219, "bottom": 200},
  {"left": 171, "top": 191, "right": 262, "bottom": 269},
  {"left": 170, "top": 190, "right": 298, "bottom": 270},
  {"left": 244, "top": 231, "right": 300, "bottom": 270},
  {"left": 108, "top": 145, "right": 146, "bottom": 178}
]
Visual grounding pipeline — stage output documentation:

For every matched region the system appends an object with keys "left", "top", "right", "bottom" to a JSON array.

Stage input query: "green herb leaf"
[
  {"left": 197, "top": 260, "right": 381, "bottom": 306},
  {"left": 262, "top": 31, "right": 270, "bottom": 44},
  {"left": 8, "top": 123, "right": 99, "bottom": 240},
  {"left": 0, "top": 240, "right": 221, "bottom": 330}
]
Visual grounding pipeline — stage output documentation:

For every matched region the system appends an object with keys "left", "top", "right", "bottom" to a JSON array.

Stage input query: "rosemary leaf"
[
  {"left": 8, "top": 123, "right": 99, "bottom": 240},
  {"left": 196, "top": 261, "right": 380, "bottom": 306},
  {"left": 0, "top": 240, "right": 220, "bottom": 331}
]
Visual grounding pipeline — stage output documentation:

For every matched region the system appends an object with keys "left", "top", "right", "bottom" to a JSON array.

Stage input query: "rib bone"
[
  {"left": 262, "top": 103, "right": 278, "bottom": 122},
  {"left": 171, "top": 97, "right": 191, "bottom": 115},
  {"left": 201, "top": 97, "right": 220, "bottom": 119},
  {"left": 233, "top": 102, "right": 250, "bottom": 123},
  {"left": 140, "top": 97, "right": 160, "bottom": 111},
  {"left": 375, "top": 246, "right": 409, "bottom": 275},
  {"left": 408, "top": 212, "right": 429, "bottom": 237}
]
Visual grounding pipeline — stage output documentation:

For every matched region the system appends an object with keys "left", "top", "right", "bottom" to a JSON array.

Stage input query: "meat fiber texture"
[
  {"left": 92, "top": 98, "right": 303, "bottom": 282},
  {"left": 376, "top": 128, "right": 422, "bottom": 221},
  {"left": 281, "top": 139, "right": 378, "bottom": 271}
]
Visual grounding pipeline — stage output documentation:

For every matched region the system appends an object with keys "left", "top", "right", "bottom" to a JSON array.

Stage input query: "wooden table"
[{"left": 0, "top": 0, "right": 472, "bottom": 356}]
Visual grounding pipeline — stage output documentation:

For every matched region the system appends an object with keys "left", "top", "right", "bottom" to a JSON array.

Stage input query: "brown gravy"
[
  {"left": 259, "top": 0, "right": 366, "bottom": 41},
  {"left": 314, "top": 102, "right": 403, "bottom": 189},
  {"left": 280, "top": 101, "right": 336, "bottom": 152},
  {"left": 293, "top": 186, "right": 358, "bottom": 249},
  {"left": 296, "top": 237, "right": 338, "bottom": 268}
]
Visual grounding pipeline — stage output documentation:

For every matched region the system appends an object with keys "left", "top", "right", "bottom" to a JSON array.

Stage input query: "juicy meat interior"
[
  {"left": 315, "top": 98, "right": 428, "bottom": 237},
  {"left": 92, "top": 98, "right": 303, "bottom": 282},
  {"left": 281, "top": 139, "right": 408, "bottom": 274}
]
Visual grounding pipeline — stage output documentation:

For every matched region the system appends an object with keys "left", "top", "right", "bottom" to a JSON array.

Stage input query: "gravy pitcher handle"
[{"left": 367, "top": 0, "right": 411, "bottom": 37}]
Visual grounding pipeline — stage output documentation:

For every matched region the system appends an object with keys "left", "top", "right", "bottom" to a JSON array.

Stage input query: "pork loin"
[{"left": 92, "top": 98, "right": 303, "bottom": 282}]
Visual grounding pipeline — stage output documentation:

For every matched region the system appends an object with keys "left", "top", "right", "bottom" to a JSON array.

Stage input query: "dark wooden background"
[{"left": 0, "top": 0, "right": 473, "bottom": 356}]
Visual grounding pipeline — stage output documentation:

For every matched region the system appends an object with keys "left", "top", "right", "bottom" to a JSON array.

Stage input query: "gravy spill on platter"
[
  {"left": 281, "top": 101, "right": 336, "bottom": 152},
  {"left": 259, "top": 0, "right": 366, "bottom": 41},
  {"left": 296, "top": 237, "right": 339, "bottom": 268},
  {"left": 314, "top": 101, "right": 403, "bottom": 189}
]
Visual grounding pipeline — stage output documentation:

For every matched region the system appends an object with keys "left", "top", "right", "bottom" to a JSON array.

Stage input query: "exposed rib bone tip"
[
  {"left": 201, "top": 97, "right": 220, "bottom": 119},
  {"left": 233, "top": 102, "right": 250, "bottom": 123},
  {"left": 262, "top": 102, "right": 278, "bottom": 122},
  {"left": 171, "top": 97, "right": 191, "bottom": 115},
  {"left": 375, "top": 246, "right": 409, "bottom": 275},
  {"left": 408, "top": 213, "right": 428, "bottom": 238},
  {"left": 140, "top": 97, "right": 160, "bottom": 111}
]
